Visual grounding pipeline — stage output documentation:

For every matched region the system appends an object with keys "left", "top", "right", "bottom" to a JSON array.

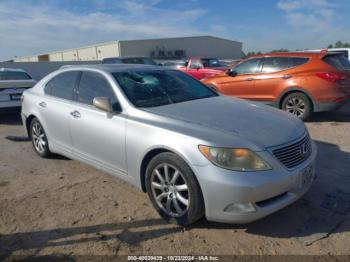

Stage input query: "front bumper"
[{"left": 192, "top": 141, "right": 317, "bottom": 224}]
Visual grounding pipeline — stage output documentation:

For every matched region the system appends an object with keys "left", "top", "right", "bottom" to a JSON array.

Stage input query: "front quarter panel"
[{"left": 125, "top": 115, "right": 210, "bottom": 190}]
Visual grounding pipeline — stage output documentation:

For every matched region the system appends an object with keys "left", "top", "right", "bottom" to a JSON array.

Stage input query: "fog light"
[{"left": 224, "top": 203, "right": 256, "bottom": 213}]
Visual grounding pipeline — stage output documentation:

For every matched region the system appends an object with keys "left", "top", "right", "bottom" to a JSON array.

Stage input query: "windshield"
[
  {"left": 113, "top": 70, "right": 218, "bottom": 108},
  {"left": 202, "top": 58, "right": 224, "bottom": 68}
]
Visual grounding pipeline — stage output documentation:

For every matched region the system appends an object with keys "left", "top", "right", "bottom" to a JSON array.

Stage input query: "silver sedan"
[{"left": 21, "top": 65, "right": 317, "bottom": 225}]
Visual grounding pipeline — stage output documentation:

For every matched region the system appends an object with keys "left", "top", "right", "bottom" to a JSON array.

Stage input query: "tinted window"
[
  {"left": 262, "top": 57, "right": 289, "bottom": 73},
  {"left": 0, "top": 71, "right": 31, "bottom": 80},
  {"left": 112, "top": 70, "right": 217, "bottom": 108},
  {"left": 233, "top": 59, "right": 262, "bottom": 75},
  {"left": 290, "top": 57, "right": 309, "bottom": 67},
  {"left": 78, "top": 71, "right": 120, "bottom": 111},
  {"left": 261, "top": 57, "right": 309, "bottom": 73},
  {"left": 323, "top": 54, "right": 350, "bottom": 70},
  {"left": 45, "top": 71, "right": 79, "bottom": 100}
]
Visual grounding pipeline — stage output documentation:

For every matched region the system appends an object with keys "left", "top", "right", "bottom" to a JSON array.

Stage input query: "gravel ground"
[{"left": 0, "top": 106, "right": 349, "bottom": 260}]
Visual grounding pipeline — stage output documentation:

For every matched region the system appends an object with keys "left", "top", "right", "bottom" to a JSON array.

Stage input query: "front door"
[
  {"left": 218, "top": 58, "right": 262, "bottom": 99},
  {"left": 70, "top": 71, "right": 127, "bottom": 175}
]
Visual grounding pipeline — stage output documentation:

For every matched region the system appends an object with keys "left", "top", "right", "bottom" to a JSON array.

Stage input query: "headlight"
[{"left": 198, "top": 146, "right": 271, "bottom": 171}]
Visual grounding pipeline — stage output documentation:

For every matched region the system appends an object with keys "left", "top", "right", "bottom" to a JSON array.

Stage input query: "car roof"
[
  {"left": 248, "top": 52, "right": 326, "bottom": 59},
  {"left": 60, "top": 64, "right": 166, "bottom": 73}
]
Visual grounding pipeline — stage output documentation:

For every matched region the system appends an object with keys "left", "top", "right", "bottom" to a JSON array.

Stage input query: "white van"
[{"left": 307, "top": 48, "right": 350, "bottom": 61}]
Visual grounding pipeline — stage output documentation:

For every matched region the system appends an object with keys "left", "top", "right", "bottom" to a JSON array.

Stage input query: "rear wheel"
[
  {"left": 30, "top": 118, "right": 51, "bottom": 158},
  {"left": 281, "top": 92, "right": 312, "bottom": 121},
  {"left": 145, "top": 152, "right": 204, "bottom": 225}
]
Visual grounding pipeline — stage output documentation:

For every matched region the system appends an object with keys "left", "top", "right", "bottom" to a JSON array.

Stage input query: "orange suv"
[{"left": 202, "top": 52, "right": 350, "bottom": 120}]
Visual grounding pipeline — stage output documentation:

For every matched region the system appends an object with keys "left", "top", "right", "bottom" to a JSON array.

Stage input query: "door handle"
[
  {"left": 282, "top": 74, "right": 292, "bottom": 79},
  {"left": 38, "top": 102, "right": 46, "bottom": 108},
  {"left": 246, "top": 78, "right": 255, "bottom": 81},
  {"left": 70, "top": 110, "right": 81, "bottom": 118}
]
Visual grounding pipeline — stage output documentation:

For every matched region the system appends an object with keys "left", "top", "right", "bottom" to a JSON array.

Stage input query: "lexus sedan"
[
  {"left": 0, "top": 68, "right": 36, "bottom": 110},
  {"left": 21, "top": 65, "right": 317, "bottom": 225}
]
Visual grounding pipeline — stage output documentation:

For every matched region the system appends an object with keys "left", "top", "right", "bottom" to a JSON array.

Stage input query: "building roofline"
[{"left": 15, "top": 35, "right": 241, "bottom": 60}]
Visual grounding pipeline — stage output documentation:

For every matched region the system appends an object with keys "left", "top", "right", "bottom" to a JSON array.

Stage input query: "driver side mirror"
[
  {"left": 227, "top": 69, "right": 238, "bottom": 77},
  {"left": 93, "top": 97, "right": 113, "bottom": 113}
]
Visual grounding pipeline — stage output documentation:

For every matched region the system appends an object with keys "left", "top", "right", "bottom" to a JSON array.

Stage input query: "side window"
[
  {"left": 0, "top": 71, "right": 31, "bottom": 80},
  {"left": 77, "top": 71, "right": 120, "bottom": 111},
  {"left": 234, "top": 59, "right": 261, "bottom": 75},
  {"left": 44, "top": 71, "right": 80, "bottom": 100},
  {"left": 261, "top": 57, "right": 290, "bottom": 73},
  {"left": 290, "top": 57, "right": 309, "bottom": 67}
]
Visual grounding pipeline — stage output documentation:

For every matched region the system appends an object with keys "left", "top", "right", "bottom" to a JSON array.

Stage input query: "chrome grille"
[{"left": 272, "top": 133, "right": 312, "bottom": 169}]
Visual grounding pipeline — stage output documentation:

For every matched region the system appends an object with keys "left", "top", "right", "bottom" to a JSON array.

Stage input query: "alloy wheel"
[
  {"left": 32, "top": 122, "right": 47, "bottom": 154},
  {"left": 150, "top": 163, "right": 190, "bottom": 217},
  {"left": 285, "top": 97, "right": 305, "bottom": 117}
]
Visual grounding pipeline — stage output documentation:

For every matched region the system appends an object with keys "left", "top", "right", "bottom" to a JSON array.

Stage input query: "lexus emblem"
[{"left": 300, "top": 144, "right": 308, "bottom": 156}]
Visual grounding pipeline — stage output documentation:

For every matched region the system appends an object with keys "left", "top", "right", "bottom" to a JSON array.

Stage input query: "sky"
[{"left": 0, "top": 0, "right": 349, "bottom": 60}]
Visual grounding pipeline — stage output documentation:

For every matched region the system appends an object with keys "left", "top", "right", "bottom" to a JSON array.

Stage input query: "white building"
[{"left": 14, "top": 36, "right": 244, "bottom": 62}]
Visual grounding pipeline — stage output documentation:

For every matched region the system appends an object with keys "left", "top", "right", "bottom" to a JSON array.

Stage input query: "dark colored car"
[{"left": 102, "top": 57, "right": 158, "bottom": 65}]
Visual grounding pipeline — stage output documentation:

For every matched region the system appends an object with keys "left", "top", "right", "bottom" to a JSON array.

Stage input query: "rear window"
[
  {"left": 0, "top": 71, "right": 31, "bottom": 80},
  {"left": 323, "top": 54, "right": 350, "bottom": 71}
]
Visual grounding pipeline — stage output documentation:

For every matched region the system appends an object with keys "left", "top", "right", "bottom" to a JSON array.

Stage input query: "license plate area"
[
  {"left": 299, "top": 164, "right": 315, "bottom": 188},
  {"left": 10, "top": 94, "right": 22, "bottom": 100}
]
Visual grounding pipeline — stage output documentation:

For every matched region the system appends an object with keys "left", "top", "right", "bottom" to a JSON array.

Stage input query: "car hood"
[{"left": 143, "top": 96, "right": 306, "bottom": 149}]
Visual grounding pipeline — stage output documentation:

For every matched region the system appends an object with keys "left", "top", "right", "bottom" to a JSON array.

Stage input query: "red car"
[{"left": 178, "top": 57, "right": 228, "bottom": 80}]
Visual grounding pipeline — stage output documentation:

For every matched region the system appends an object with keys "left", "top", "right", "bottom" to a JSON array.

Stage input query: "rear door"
[
  {"left": 39, "top": 71, "right": 80, "bottom": 153},
  {"left": 218, "top": 58, "right": 262, "bottom": 99},
  {"left": 253, "top": 57, "right": 309, "bottom": 102},
  {"left": 69, "top": 70, "right": 127, "bottom": 175}
]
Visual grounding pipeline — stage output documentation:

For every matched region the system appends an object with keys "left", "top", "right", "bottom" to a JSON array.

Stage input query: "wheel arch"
[
  {"left": 278, "top": 87, "right": 316, "bottom": 111},
  {"left": 139, "top": 146, "right": 201, "bottom": 193},
  {"left": 25, "top": 114, "right": 37, "bottom": 138}
]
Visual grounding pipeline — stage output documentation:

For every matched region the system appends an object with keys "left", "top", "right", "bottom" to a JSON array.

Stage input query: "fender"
[{"left": 277, "top": 87, "right": 317, "bottom": 110}]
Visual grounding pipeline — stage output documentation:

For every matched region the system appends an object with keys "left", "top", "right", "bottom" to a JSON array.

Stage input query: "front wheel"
[
  {"left": 281, "top": 92, "right": 312, "bottom": 121},
  {"left": 30, "top": 118, "right": 51, "bottom": 158},
  {"left": 145, "top": 152, "right": 204, "bottom": 225}
]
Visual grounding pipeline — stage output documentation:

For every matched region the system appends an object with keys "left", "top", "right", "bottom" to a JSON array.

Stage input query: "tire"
[
  {"left": 281, "top": 92, "right": 312, "bottom": 121},
  {"left": 30, "top": 118, "right": 51, "bottom": 158},
  {"left": 145, "top": 152, "right": 204, "bottom": 225}
]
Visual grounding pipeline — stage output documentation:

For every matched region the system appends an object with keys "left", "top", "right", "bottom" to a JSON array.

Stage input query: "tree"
[
  {"left": 328, "top": 41, "right": 350, "bottom": 48},
  {"left": 270, "top": 48, "right": 289, "bottom": 53}
]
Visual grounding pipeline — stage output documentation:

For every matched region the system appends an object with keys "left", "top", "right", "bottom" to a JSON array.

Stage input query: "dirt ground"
[{"left": 0, "top": 106, "right": 349, "bottom": 260}]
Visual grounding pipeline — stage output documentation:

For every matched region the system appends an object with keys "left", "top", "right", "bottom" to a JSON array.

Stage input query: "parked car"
[
  {"left": 22, "top": 64, "right": 316, "bottom": 225},
  {"left": 202, "top": 52, "right": 350, "bottom": 120},
  {"left": 0, "top": 68, "right": 36, "bottom": 110},
  {"left": 159, "top": 60, "right": 186, "bottom": 69},
  {"left": 102, "top": 56, "right": 158, "bottom": 65},
  {"left": 178, "top": 57, "right": 229, "bottom": 80}
]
